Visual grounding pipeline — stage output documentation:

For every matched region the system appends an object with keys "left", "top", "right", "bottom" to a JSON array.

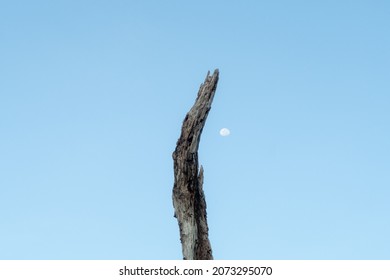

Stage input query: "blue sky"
[{"left": 0, "top": 0, "right": 389, "bottom": 259}]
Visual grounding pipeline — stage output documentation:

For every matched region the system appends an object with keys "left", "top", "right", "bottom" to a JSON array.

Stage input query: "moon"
[{"left": 219, "top": 128, "right": 230, "bottom": 137}]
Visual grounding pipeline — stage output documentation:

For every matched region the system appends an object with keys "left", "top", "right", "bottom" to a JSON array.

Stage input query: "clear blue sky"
[{"left": 1, "top": 0, "right": 389, "bottom": 260}]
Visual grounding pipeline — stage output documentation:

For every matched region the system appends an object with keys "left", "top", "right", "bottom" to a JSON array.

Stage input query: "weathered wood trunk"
[{"left": 172, "top": 69, "right": 219, "bottom": 260}]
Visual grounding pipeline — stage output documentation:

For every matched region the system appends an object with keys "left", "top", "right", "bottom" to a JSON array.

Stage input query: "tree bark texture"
[{"left": 172, "top": 69, "right": 219, "bottom": 260}]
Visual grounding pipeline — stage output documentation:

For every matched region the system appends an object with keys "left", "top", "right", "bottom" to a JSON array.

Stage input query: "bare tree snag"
[{"left": 172, "top": 69, "right": 219, "bottom": 260}]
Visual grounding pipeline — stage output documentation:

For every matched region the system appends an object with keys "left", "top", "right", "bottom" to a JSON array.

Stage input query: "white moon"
[{"left": 219, "top": 128, "right": 230, "bottom": 137}]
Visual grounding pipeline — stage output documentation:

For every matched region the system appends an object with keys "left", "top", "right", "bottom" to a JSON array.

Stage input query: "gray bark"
[{"left": 172, "top": 69, "right": 219, "bottom": 260}]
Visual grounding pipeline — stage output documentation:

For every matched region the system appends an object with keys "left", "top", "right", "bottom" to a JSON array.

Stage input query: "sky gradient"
[{"left": 1, "top": 0, "right": 389, "bottom": 259}]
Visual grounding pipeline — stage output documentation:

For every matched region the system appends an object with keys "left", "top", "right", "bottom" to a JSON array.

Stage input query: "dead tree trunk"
[{"left": 172, "top": 69, "right": 219, "bottom": 260}]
